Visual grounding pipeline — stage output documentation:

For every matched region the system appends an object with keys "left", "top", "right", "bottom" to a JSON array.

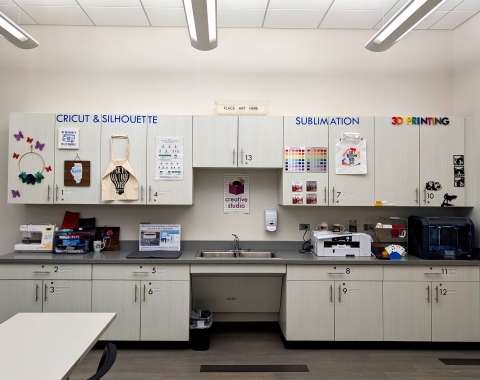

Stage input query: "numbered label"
[
  {"left": 53, "top": 266, "right": 72, "bottom": 274},
  {"left": 245, "top": 154, "right": 253, "bottom": 162},
  {"left": 439, "top": 288, "right": 456, "bottom": 296},
  {"left": 152, "top": 267, "right": 166, "bottom": 275},
  {"left": 148, "top": 287, "right": 162, "bottom": 295}
]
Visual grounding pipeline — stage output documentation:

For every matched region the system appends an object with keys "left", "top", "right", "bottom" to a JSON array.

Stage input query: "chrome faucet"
[{"left": 232, "top": 234, "right": 240, "bottom": 254}]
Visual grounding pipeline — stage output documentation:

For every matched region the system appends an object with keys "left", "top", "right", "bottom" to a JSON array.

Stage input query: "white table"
[{"left": 0, "top": 313, "right": 116, "bottom": 380}]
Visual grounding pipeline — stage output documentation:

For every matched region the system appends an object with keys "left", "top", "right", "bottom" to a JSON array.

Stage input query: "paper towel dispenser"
[{"left": 265, "top": 209, "right": 277, "bottom": 232}]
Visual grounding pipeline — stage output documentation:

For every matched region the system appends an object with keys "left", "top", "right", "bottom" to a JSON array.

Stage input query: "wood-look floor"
[{"left": 69, "top": 331, "right": 480, "bottom": 380}]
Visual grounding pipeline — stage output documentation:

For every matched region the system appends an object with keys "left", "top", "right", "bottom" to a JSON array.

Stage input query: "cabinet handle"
[
  {"left": 327, "top": 272, "right": 345, "bottom": 275},
  {"left": 241, "top": 148, "right": 243, "bottom": 164},
  {"left": 427, "top": 285, "right": 430, "bottom": 303},
  {"left": 435, "top": 286, "right": 439, "bottom": 303},
  {"left": 32, "top": 271, "right": 51, "bottom": 274},
  {"left": 324, "top": 187, "right": 327, "bottom": 204},
  {"left": 35, "top": 284, "right": 39, "bottom": 302},
  {"left": 423, "top": 189, "right": 427, "bottom": 204},
  {"left": 415, "top": 188, "right": 419, "bottom": 204},
  {"left": 330, "top": 285, "right": 333, "bottom": 302},
  {"left": 44, "top": 284, "right": 47, "bottom": 302},
  {"left": 55, "top": 185, "right": 59, "bottom": 201},
  {"left": 135, "top": 284, "right": 138, "bottom": 303},
  {"left": 338, "top": 285, "right": 341, "bottom": 302},
  {"left": 132, "top": 271, "right": 149, "bottom": 274},
  {"left": 149, "top": 186, "right": 152, "bottom": 202},
  {"left": 47, "top": 185, "right": 51, "bottom": 201},
  {"left": 332, "top": 187, "right": 335, "bottom": 203},
  {"left": 141, "top": 186, "right": 144, "bottom": 202},
  {"left": 233, "top": 148, "right": 235, "bottom": 165},
  {"left": 424, "top": 272, "right": 442, "bottom": 275},
  {"left": 143, "top": 284, "right": 146, "bottom": 302}
]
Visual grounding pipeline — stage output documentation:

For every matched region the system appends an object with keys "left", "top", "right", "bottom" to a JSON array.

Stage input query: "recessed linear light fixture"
[
  {"left": 0, "top": 10, "right": 39, "bottom": 49},
  {"left": 365, "top": 0, "right": 446, "bottom": 52},
  {"left": 182, "top": 0, "right": 217, "bottom": 51}
]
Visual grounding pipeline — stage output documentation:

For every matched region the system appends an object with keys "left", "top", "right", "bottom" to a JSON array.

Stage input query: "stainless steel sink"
[{"left": 195, "top": 250, "right": 280, "bottom": 259}]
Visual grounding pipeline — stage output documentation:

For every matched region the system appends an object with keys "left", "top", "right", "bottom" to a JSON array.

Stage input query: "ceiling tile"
[
  {"left": 21, "top": 6, "right": 93, "bottom": 25},
  {"left": 218, "top": 8, "right": 265, "bottom": 27},
  {"left": 77, "top": 0, "right": 142, "bottom": 7},
  {"left": 330, "top": 0, "right": 397, "bottom": 11},
  {"left": 391, "top": 0, "right": 409, "bottom": 11},
  {"left": 0, "top": 5, "right": 37, "bottom": 24},
  {"left": 264, "top": 9, "right": 326, "bottom": 28},
  {"left": 144, "top": 7, "right": 186, "bottom": 26},
  {"left": 429, "top": 10, "right": 477, "bottom": 28},
  {"left": 373, "top": 10, "right": 395, "bottom": 29},
  {"left": 436, "top": 0, "right": 465, "bottom": 11},
  {"left": 373, "top": 10, "right": 449, "bottom": 29},
  {"left": 268, "top": 0, "right": 333, "bottom": 10},
  {"left": 14, "top": 0, "right": 78, "bottom": 5},
  {"left": 0, "top": 0, "right": 15, "bottom": 5},
  {"left": 320, "top": 10, "right": 384, "bottom": 29},
  {"left": 456, "top": 0, "right": 480, "bottom": 11},
  {"left": 141, "top": 0, "right": 183, "bottom": 7},
  {"left": 218, "top": 0, "right": 268, "bottom": 10},
  {"left": 83, "top": 7, "right": 149, "bottom": 26}
]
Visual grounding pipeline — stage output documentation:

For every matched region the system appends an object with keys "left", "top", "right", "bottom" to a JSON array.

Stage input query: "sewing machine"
[
  {"left": 15, "top": 224, "right": 55, "bottom": 252},
  {"left": 312, "top": 231, "right": 372, "bottom": 257}
]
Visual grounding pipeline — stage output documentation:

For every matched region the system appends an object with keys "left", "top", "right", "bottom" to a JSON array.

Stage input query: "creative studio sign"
[
  {"left": 295, "top": 117, "right": 360, "bottom": 126},
  {"left": 56, "top": 114, "right": 159, "bottom": 124},
  {"left": 391, "top": 116, "right": 450, "bottom": 125}
]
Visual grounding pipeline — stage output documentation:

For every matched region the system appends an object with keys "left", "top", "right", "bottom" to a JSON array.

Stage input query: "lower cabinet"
[
  {"left": 92, "top": 280, "right": 190, "bottom": 341},
  {"left": 0, "top": 280, "right": 42, "bottom": 324}
]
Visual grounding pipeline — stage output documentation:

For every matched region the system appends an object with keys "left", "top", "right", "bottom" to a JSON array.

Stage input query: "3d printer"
[{"left": 408, "top": 216, "right": 475, "bottom": 260}]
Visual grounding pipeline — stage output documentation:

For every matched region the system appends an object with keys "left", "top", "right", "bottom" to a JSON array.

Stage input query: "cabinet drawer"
[
  {"left": 287, "top": 265, "right": 382, "bottom": 281},
  {"left": 93, "top": 264, "right": 189, "bottom": 280},
  {"left": 0, "top": 264, "right": 91, "bottom": 280},
  {"left": 384, "top": 266, "right": 479, "bottom": 282}
]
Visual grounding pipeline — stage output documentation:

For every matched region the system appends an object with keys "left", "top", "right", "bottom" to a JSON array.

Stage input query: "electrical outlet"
[{"left": 299, "top": 224, "right": 310, "bottom": 231}]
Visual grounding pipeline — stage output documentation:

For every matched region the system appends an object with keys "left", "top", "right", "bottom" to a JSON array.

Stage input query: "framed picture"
[
  {"left": 58, "top": 128, "right": 79, "bottom": 149},
  {"left": 94, "top": 226, "right": 120, "bottom": 251}
]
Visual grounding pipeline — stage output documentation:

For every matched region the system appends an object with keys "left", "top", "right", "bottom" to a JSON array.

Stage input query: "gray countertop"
[{"left": 0, "top": 250, "right": 478, "bottom": 265}]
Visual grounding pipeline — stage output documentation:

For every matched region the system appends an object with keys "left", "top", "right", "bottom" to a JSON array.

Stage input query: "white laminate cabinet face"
[
  {"left": 374, "top": 117, "right": 419, "bottom": 207},
  {"left": 0, "top": 280, "right": 43, "bottom": 324},
  {"left": 8, "top": 113, "right": 55, "bottom": 204},
  {"left": 54, "top": 115, "right": 101, "bottom": 204},
  {"left": 42, "top": 280, "right": 92, "bottom": 313},
  {"left": 287, "top": 265, "right": 382, "bottom": 281},
  {"left": 328, "top": 117, "right": 375, "bottom": 206},
  {"left": 383, "top": 266, "right": 479, "bottom": 282},
  {"left": 146, "top": 115, "right": 193, "bottom": 205},
  {"left": 0, "top": 264, "right": 92, "bottom": 280},
  {"left": 92, "top": 264, "right": 190, "bottom": 281}
]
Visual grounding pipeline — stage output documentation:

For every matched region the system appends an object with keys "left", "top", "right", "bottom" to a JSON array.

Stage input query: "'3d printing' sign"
[{"left": 391, "top": 116, "right": 450, "bottom": 125}]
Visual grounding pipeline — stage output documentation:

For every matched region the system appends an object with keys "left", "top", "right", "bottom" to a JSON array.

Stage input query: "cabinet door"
[
  {"left": 146, "top": 115, "right": 193, "bottom": 205},
  {"left": 335, "top": 281, "right": 383, "bottom": 341},
  {"left": 238, "top": 116, "right": 283, "bottom": 168},
  {"left": 432, "top": 281, "right": 480, "bottom": 341},
  {"left": 285, "top": 281, "right": 334, "bottom": 341},
  {"left": 54, "top": 114, "right": 101, "bottom": 204},
  {"left": 193, "top": 116, "right": 238, "bottom": 167},
  {"left": 8, "top": 113, "right": 55, "bottom": 204},
  {"left": 328, "top": 117, "right": 375, "bottom": 206},
  {"left": 279, "top": 117, "right": 329, "bottom": 206},
  {"left": 420, "top": 117, "right": 465, "bottom": 207},
  {"left": 140, "top": 281, "right": 189, "bottom": 341},
  {"left": 383, "top": 282, "right": 431, "bottom": 341},
  {"left": 0, "top": 280, "right": 43, "bottom": 324},
  {"left": 92, "top": 280, "right": 140, "bottom": 341},
  {"left": 42, "top": 280, "right": 91, "bottom": 313},
  {"left": 100, "top": 115, "right": 147, "bottom": 204},
  {"left": 375, "top": 117, "right": 419, "bottom": 206}
]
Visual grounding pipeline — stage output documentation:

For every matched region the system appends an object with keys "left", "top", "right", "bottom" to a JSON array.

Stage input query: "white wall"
[
  {"left": 0, "top": 26, "right": 458, "bottom": 248},
  {"left": 453, "top": 14, "right": 480, "bottom": 245}
]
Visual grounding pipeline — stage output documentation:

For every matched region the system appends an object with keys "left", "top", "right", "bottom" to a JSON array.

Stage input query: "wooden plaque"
[{"left": 64, "top": 160, "right": 90, "bottom": 186}]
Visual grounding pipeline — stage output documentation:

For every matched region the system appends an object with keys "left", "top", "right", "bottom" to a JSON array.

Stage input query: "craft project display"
[
  {"left": 18, "top": 146, "right": 45, "bottom": 185},
  {"left": 64, "top": 154, "right": 90, "bottom": 187}
]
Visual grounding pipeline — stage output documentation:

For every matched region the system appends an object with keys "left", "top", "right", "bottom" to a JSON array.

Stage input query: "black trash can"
[{"left": 190, "top": 310, "right": 213, "bottom": 351}]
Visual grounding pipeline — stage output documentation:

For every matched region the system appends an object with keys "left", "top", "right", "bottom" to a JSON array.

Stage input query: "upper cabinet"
[
  {"left": 375, "top": 117, "right": 419, "bottom": 207},
  {"left": 8, "top": 113, "right": 55, "bottom": 204},
  {"left": 279, "top": 116, "right": 329, "bottom": 206},
  {"left": 100, "top": 115, "right": 147, "bottom": 205},
  {"left": 54, "top": 114, "right": 101, "bottom": 204},
  {"left": 146, "top": 115, "right": 193, "bottom": 205},
  {"left": 193, "top": 116, "right": 283, "bottom": 168},
  {"left": 329, "top": 117, "right": 375, "bottom": 206}
]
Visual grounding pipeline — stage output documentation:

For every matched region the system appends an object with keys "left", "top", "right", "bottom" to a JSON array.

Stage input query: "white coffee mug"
[
  {"left": 319, "top": 222, "right": 328, "bottom": 231},
  {"left": 93, "top": 240, "right": 106, "bottom": 252}
]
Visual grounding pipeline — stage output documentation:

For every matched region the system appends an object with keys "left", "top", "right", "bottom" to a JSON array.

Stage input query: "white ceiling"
[{"left": 0, "top": 0, "right": 478, "bottom": 30}]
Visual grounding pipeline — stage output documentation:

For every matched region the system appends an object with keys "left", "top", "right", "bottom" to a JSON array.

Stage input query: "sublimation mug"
[
  {"left": 93, "top": 240, "right": 106, "bottom": 252},
  {"left": 319, "top": 222, "right": 328, "bottom": 231},
  {"left": 332, "top": 224, "right": 345, "bottom": 233}
]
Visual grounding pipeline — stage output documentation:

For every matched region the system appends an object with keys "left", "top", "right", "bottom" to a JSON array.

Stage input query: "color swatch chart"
[
  {"left": 284, "top": 147, "right": 305, "bottom": 172},
  {"left": 306, "top": 147, "right": 327, "bottom": 173}
]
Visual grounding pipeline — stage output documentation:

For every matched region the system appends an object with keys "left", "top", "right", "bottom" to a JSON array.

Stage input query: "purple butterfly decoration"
[
  {"left": 35, "top": 141, "right": 45, "bottom": 151},
  {"left": 13, "top": 131, "right": 24, "bottom": 141},
  {"left": 11, "top": 190, "right": 20, "bottom": 198}
]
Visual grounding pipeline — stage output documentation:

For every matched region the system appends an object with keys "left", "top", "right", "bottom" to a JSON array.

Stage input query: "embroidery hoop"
[{"left": 18, "top": 145, "right": 45, "bottom": 184}]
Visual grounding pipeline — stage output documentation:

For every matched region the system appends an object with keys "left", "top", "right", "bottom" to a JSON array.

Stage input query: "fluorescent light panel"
[
  {"left": 365, "top": 0, "right": 446, "bottom": 52},
  {"left": 0, "top": 10, "right": 39, "bottom": 49},
  {"left": 182, "top": 0, "right": 217, "bottom": 51}
]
